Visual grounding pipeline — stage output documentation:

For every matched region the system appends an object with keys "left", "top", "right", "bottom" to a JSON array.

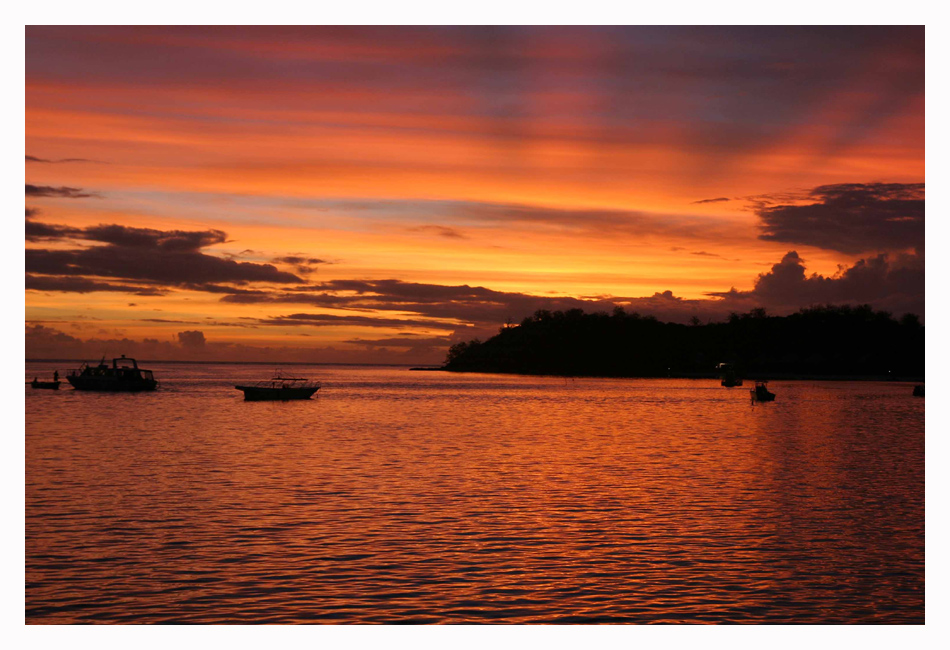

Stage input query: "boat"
[
  {"left": 717, "top": 362, "right": 743, "bottom": 387},
  {"left": 235, "top": 373, "right": 321, "bottom": 401},
  {"left": 30, "top": 379, "right": 60, "bottom": 390},
  {"left": 750, "top": 380, "right": 776, "bottom": 402},
  {"left": 913, "top": 385, "right": 924, "bottom": 397},
  {"left": 66, "top": 355, "right": 158, "bottom": 392}
]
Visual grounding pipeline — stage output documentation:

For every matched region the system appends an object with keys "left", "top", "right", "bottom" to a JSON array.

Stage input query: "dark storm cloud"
[
  {"left": 25, "top": 274, "right": 166, "bottom": 296},
  {"left": 26, "top": 247, "right": 301, "bottom": 286},
  {"left": 25, "top": 184, "right": 98, "bottom": 198},
  {"left": 25, "top": 221, "right": 303, "bottom": 290},
  {"left": 177, "top": 330, "right": 207, "bottom": 348},
  {"left": 25, "top": 323, "right": 82, "bottom": 345},
  {"left": 80, "top": 224, "right": 228, "bottom": 251},
  {"left": 691, "top": 197, "right": 730, "bottom": 205},
  {"left": 755, "top": 183, "right": 924, "bottom": 254},
  {"left": 24, "top": 219, "right": 75, "bottom": 242},
  {"left": 709, "top": 250, "right": 924, "bottom": 318},
  {"left": 26, "top": 221, "right": 229, "bottom": 251}
]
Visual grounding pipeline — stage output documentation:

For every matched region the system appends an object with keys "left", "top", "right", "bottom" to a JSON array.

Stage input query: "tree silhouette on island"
[{"left": 442, "top": 305, "right": 923, "bottom": 380}]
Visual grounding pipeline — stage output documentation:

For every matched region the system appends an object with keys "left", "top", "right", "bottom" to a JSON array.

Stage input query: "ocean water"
[{"left": 25, "top": 362, "right": 925, "bottom": 624}]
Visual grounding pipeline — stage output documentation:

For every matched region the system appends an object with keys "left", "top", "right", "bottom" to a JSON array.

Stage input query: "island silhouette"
[{"left": 441, "top": 305, "right": 924, "bottom": 380}]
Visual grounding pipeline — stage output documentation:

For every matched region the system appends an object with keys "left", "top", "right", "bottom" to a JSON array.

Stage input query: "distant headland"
[{"left": 440, "top": 305, "right": 924, "bottom": 380}]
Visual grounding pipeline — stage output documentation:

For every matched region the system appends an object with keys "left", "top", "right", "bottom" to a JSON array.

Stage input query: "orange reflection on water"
[{"left": 26, "top": 366, "right": 924, "bottom": 623}]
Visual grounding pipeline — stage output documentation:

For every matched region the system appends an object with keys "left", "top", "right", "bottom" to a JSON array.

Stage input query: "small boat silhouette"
[
  {"left": 235, "top": 372, "right": 321, "bottom": 401},
  {"left": 717, "top": 362, "right": 743, "bottom": 387},
  {"left": 751, "top": 380, "right": 776, "bottom": 402}
]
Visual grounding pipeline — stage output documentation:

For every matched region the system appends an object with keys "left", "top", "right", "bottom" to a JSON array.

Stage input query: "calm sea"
[{"left": 25, "top": 362, "right": 925, "bottom": 624}]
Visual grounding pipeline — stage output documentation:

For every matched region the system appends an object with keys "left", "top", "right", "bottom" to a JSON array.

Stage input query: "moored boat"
[
  {"left": 235, "top": 373, "right": 321, "bottom": 401},
  {"left": 717, "top": 362, "right": 743, "bottom": 387},
  {"left": 67, "top": 355, "right": 158, "bottom": 392},
  {"left": 750, "top": 380, "right": 776, "bottom": 402}
]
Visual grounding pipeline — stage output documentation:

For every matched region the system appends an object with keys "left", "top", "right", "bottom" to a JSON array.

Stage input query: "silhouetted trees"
[{"left": 443, "top": 305, "right": 924, "bottom": 378}]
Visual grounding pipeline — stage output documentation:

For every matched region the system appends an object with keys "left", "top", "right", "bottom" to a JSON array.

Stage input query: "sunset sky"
[{"left": 25, "top": 26, "right": 925, "bottom": 363}]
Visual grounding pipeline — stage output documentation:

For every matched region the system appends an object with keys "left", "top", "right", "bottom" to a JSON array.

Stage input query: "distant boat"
[
  {"left": 67, "top": 355, "right": 158, "bottom": 392},
  {"left": 913, "top": 385, "right": 924, "bottom": 397},
  {"left": 717, "top": 362, "right": 743, "bottom": 387},
  {"left": 751, "top": 380, "right": 776, "bottom": 402},
  {"left": 30, "top": 379, "right": 60, "bottom": 390},
  {"left": 235, "top": 373, "right": 321, "bottom": 401}
]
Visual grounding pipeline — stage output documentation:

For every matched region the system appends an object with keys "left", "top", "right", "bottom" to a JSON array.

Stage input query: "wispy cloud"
[
  {"left": 407, "top": 225, "right": 469, "bottom": 239},
  {"left": 26, "top": 155, "right": 103, "bottom": 164},
  {"left": 25, "top": 274, "right": 166, "bottom": 296},
  {"left": 25, "top": 184, "right": 98, "bottom": 198}
]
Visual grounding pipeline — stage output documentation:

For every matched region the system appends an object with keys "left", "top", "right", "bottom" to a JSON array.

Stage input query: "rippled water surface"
[{"left": 26, "top": 363, "right": 925, "bottom": 623}]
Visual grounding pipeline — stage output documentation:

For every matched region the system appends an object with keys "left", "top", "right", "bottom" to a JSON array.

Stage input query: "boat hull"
[
  {"left": 751, "top": 389, "right": 776, "bottom": 402},
  {"left": 67, "top": 376, "right": 157, "bottom": 392},
  {"left": 235, "top": 385, "right": 320, "bottom": 401},
  {"left": 31, "top": 381, "right": 60, "bottom": 390}
]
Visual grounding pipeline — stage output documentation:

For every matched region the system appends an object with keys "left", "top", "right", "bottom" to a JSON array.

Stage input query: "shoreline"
[{"left": 432, "top": 367, "right": 925, "bottom": 382}]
